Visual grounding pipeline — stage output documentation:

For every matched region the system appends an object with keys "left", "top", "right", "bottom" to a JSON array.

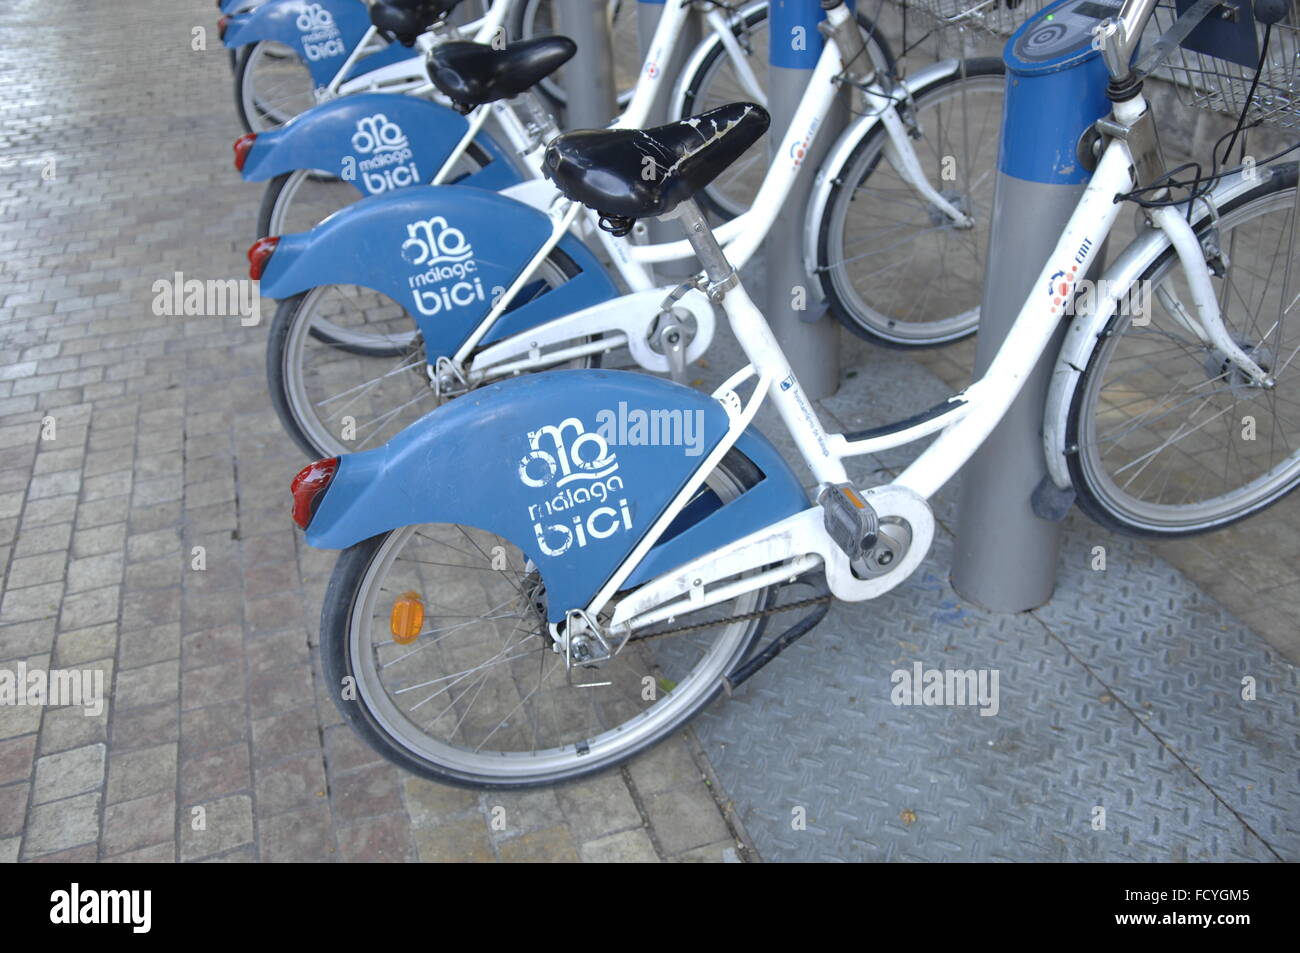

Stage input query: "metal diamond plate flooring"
[{"left": 678, "top": 279, "right": 1299, "bottom": 862}]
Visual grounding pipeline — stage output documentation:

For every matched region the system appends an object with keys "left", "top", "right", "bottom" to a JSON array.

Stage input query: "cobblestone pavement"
[{"left": 0, "top": 0, "right": 750, "bottom": 863}]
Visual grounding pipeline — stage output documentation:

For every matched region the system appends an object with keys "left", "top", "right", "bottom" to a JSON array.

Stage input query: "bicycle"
[
  {"left": 223, "top": 0, "right": 494, "bottom": 134},
  {"left": 255, "top": 0, "right": 1004, "bottom": 458},
  {"left": 286, "top": 0, "right": 1300, "bottom": 787}
]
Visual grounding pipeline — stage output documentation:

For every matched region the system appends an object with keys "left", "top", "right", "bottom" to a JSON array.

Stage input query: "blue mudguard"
[
  {"left": 259, "top": 185, "right": 619, "bottom": 360},
  {"left": 241, "top": 94, "right": 521, "bottom": 195},
  {"left": 305, "top": 370, "right": 810, "bottom": 622},
  {"left": 223, "top": 0, "right": 373, "bottom": 88}
]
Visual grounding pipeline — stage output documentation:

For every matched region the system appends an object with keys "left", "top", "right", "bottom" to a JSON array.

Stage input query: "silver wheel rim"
[
  {"left": 283, "top": 259, "right": 571, "bottom": 455},
  {"left": 822, "top": 72, "right": 1004, "bottom": 345},
  {"left": 1077, "top": 184, "right": 1300, "bottom": 531},
  {"left": 346, "top": 466, "right": 763, "bottom": 782},
  {"left": 241, "top": 41, "right": 316, "bottom": 133}
]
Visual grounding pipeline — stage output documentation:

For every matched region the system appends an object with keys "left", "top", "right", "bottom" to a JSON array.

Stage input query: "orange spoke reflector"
[{"left": 390, "top": 592, "right": 425, "bottom": 645}]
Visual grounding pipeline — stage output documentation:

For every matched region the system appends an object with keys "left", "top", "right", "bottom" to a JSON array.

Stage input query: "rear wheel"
[
  {"left": 320, "top": 448, "right": 773, "bottom": 788},
  {"left": 235, "top": 40, "right": 318, "bottom": 134},
  {"left": 816, "top": 59, "right": 1005, "bottom": 347},
  {"left": 1066, "top": 165, "right": 1300, "bottom": 537},
  {"left": 267, "top": 251, "right": 583, "bottom": 458}
]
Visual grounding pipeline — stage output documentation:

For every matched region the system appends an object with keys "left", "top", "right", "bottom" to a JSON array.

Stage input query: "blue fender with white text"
[
  {"left": 241, "top": 94, "right": 522, "bottom": 194},
  {"left": 259, "top": 186, "right": 618, "bottom": 360},
  {"left": 305, "top": 370, "right": 811, "bottom": 622},
  {"left": 223, "top": 0, "right": 375, "bottom": 88}
]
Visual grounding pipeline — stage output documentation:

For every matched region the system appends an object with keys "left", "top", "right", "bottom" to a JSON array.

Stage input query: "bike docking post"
[
  {"left": 951, "top": 0, "right": 1113, "bottom": 610},
  {"left": 765, "top": 0, "right": 844, "bottom": 400},
  {"left": 636, "top": 0, "right": 702, "bottom": 278},
  {"left": 558, "top": 0, "right": 618, "bottom": 128}
]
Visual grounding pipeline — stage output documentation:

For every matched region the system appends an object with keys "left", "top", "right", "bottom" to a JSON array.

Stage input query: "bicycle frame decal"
[
  {"left": 259, "top": 186, "right": 618, "bottom": 360},
  {"left": 304, "top": 370, "right": 809, "bottom": 622},
  {"left": 222, "top": 0, "right": 372, "bottom": 89},
  {"left": 240, "top": 94, "right": 522, "bottom": 194}
]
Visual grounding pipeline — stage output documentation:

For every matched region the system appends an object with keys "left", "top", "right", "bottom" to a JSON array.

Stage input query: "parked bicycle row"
[{"left": 213, "top": 0, "right": 1299, "bottom": 787}]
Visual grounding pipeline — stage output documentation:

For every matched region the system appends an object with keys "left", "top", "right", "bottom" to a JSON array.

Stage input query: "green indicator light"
[{"left": 1046, "top": 13, "right": 1055, "bottom": 19}]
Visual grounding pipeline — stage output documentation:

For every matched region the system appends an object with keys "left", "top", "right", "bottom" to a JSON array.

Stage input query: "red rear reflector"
[
  {"left": 218, "top": 15, "right": 230, "bottom": 39},
  {"left": 248, "top": 236, "right": 279, "bottom": 281},
  {"left": 291, "top": 457, "right": 339, "bottom": 530},
  {"left": 233, "top": 133, "right": 257, "bottom": 171}
]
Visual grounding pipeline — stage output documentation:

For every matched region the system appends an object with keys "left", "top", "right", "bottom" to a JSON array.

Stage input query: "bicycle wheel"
[
  {"left": 267, "top": 251, "right": 586, "bottom": 458},
  {"left": 1066, "top": 164, "right": 1300, "bottom": 537},
  {"left": 235, "top": 40, "right": 319, "bottom": 134},
  {"left": 510, "top": 0, "right": 640, "bottom": 109},
  {"left": 675, "top": 3, "right": 896, "bottom": 221},
  {"left": 816, "top": 58, "right": 1004, "bottom": 347},
  {"left": 320, "top": 448, "right": 773, "bottom": 788}
]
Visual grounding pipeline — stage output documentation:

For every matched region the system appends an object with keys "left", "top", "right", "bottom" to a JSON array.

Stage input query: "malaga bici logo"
[
  {"left": 518, "top": 418, "right": 632, "bottom": 558},
  {"left": 350, "top": 114, "right": 420, "bottom": 193}
]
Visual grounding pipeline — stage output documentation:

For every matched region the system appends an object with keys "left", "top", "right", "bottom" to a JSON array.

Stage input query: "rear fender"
[
  {"left": 305, "top": 369, "right": 810, "bottom": 622},
  {"left": 258, "top": 186, "right": 618, "bottom": 360},
  {"left": 241, "top": 94, "right": 521, "bottom": 193},
  {"left": 222, "top": 0, "right": 371, "bottom": 88}
]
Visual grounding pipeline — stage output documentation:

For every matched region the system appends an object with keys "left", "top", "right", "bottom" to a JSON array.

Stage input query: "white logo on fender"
[
  {"left": 351, "top": 114, "right": 419, "bottom": 194},
  {"left": 296, "top": 3, "right": 344, "bottom": 60},
  {"left": 518, "top": 418, "right": 633, "bottom": 558},
  {"left": 403, "top": 216, "right": 484, "bottom": 316}
]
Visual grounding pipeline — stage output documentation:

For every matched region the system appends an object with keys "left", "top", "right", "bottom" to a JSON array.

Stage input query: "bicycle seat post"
[{"left": 673, "top": 198, "right": 738, "bottom": 299}]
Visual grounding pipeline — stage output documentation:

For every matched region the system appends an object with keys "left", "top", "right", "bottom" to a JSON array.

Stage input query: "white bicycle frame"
[
  {"left": 578, "top": 0, "right": 1270, "bottom": 641},
  {"left": 325, "top": 1, "right": 510, "bottom": 99},
  {"left": 426, "top": 0, "right": 966, "bottom": 381}
]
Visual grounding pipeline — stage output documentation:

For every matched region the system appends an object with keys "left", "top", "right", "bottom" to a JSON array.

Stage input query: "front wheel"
[
  {"left": 320, "top": 449, "right": 774, "bottom": 788},
  {"left": 675, "top": 2, "right": 896, "bottom": 221},
  {"left": 1066, "top": 164, "right": 1300, "bottom": 537},
  {"left": 816, "top": 58, "right": 1006, "bottom": 348}
]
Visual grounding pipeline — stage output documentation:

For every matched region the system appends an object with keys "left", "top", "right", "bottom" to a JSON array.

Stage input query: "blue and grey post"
[
  {"left": 558, "top": 0, "right": 617, "bottom": 128},
  {"left": 951, "top": 0, "right": 1114, "bottom": 610},
  {"left": 764, "top": 0, "right": 844, "bottom": 400}
]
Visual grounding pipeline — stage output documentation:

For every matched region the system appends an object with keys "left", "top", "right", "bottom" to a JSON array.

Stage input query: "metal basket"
[
  {"left": 893, "top": 0, "right": 1050, "bottom": 37},
  {"left": 1148, "top": 1, "right": 1300, "bottom": 129}
]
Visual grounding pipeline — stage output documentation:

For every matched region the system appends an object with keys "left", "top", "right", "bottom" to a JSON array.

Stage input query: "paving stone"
[
  {"left": 0, "top": 735, "right": 37, "bottom": 786},
  {"left": 114, "top": 658, "right": 180, "bottom": 709},
  {"left": 579, "top": 829, "right": 660, "bottom": 863},
  {"left": 330, "top": 762, "right": 404, "bottom": 824},
  {"left": 413, "top": 819, "right": 495, "bottom": 863},
  {"left": 23, "top": 791, "right": 100, "bottom": 857},
  {"left": 337, "top": 814, "right": 414, "bottom": 863},
  {"left": 31, "top": 743, "right": 105, "bottom": 804},
  {"left": 0, "top": 783, "right": 28, "bottom": 838},
  {"left": 261, "top": 803, "right": 336, "bottom": 863},
  {"left": 102, "top": 791, "right": 176, "bottom": 857},
  {"left": 404, "top": 776, "right": 481, "bottom": 828},
  {"left": 643, "top": 789, "right": 733, "bottom": 858},
  {"left": 255, "top": 751, "right": 329, "bottom": 817},
  {"left": 496, "top": 825, "right": 580, "bottom": 863},
  {"left": 181, "top": 744, "right": 251, "bottom": 805},
  {"left": 106, "top": 743, "right": 178, "bottom": 804},
  {"left": 556, "top": 772, "right": 644, "bottom": 841},
  {"left": 180, "top": 794, "right": 254, "bottom": 862}
]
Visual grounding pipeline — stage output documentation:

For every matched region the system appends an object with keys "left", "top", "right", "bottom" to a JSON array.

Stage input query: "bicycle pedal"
[{"left": 818, "top": 483, "right": 878, "bottom": 564}]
